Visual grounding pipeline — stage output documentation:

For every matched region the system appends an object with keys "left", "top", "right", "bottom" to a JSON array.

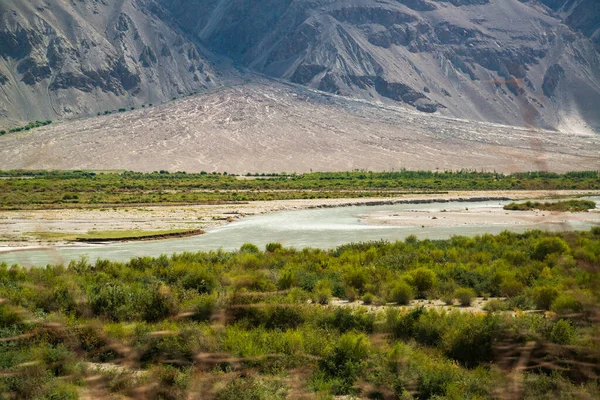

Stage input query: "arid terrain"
[{"left": 0, "top": 81, "right": 599, "bottom": 173}]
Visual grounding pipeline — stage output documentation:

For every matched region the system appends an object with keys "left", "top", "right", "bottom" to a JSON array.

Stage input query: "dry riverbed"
[{"left": 0, "top": 190, "right": 598, "bottom": 251}]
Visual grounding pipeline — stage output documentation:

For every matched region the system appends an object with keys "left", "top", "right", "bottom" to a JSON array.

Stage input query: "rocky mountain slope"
[
  {"left": 0, "top": 0, "right": 221, "bottom": 126},
  {"left": 165, "top": 0, "right": 600, "bottom": 133},
  {"left": 0, "top": 0, "right": 599, "bottom": 134}
]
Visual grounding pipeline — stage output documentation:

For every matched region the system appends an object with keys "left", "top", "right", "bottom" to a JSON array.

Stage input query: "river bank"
[{"left": 0, "top": 190, "right": 598, "bottom": 250}]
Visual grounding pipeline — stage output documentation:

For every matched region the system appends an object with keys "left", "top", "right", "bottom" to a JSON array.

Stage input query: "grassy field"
[
  {"left": 0, "top": 229, "right": 598, "bottom": 398},
  {"left": 0, "top": 169, "right": 599, "bottom": 209}
]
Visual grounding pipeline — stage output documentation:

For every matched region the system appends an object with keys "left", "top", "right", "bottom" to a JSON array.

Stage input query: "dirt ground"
[
  {"left": 359, "top": 205, "right": 600, "bottom": 228},
  {"left": 0, "top": 190, "right": 598, "bottom": 251}
]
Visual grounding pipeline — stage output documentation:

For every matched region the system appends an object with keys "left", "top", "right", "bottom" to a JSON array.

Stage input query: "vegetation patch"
[
  {"left": 0, "top": 229, "right": 598, "bottom": 398},
  {"left": 0, "top": 169, "right": 598, "bottom": 209},
  {"left": 504, "top": 199, "right": 597, "bottom": 212},
  {"left": 2, "top": 120, "right": 52, "bottom": 134},
  {"left": 27, "top": 229, "right": 204, "bottom": 243}
]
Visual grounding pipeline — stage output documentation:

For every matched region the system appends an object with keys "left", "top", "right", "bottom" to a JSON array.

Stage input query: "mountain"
[
  {"left": 164, "top": 0, "right": 600, "bottom": 133},
  {"left": 537, "top": 0, "right": 600, "bottom": 47},
  {"left": 0, "top": 0, "right": 221, "bottom": 126},
  {"left": 0, "top": 0, "right": 599, "bottom": 134}
]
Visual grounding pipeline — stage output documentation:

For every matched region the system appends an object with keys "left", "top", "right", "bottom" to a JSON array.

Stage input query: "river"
[{"left": 1, "top": 198, "right": 599, "bottom": 267}]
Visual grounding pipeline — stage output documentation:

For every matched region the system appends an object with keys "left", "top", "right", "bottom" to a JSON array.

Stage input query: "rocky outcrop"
[{"left": 542, "top": 64, "right": 565, "bottom": 97}]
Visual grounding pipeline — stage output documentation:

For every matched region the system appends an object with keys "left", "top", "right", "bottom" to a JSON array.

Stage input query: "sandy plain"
[{"left": 1, "top": 83, "right": 599, "bottom": 174}]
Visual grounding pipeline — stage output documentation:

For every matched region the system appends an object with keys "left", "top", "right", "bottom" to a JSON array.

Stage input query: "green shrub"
[
  {"left": 240, "top": 243, "right": 260, "bottom": 254},
  {"left": 442, "top": 293, "right": 455, "bottom": 306},
  {"left": 362, "top": 292, "right": 375, "bottom": 305},
  {"left": 192, "top": 293, "right": 217, "bottom": 322},
  {"left": 506, "top": 295, "right": 535, "bottom": 310},
  {"left": 417, "top": 361, "right": 460, "bottom": 399},
  {"left": 442, "top": 314, "right": 499, "bottom": 367},
  {"left": 270, "top": 306, "right": 307, "bottom": 330},
  {"left": 0, "top": 305, "right": 21, "bottom": 327},
  {"left": 88, "top": 282, "right": 132, "bottom": 321},
  {"left": 410, "top": 268, "right": 437, "bottom": 297},
  {"left": 266, "top": 242, "right": 283, "bottom": 252},
  {"left": 319, "top": 307, "right": 375, "bottom": 333},
  {"left": 149, "top": 365, "right": 192, "bottom": 400},
  {"left": 551, "top": 294, "right": 584, "bottom": 315},
  {"left": 532, "top": 286, "right": 559, "bottom": 310},
  {"left": 454, "top": 288, "right": 476, "bottom": 307},
  {"left": 46, "top": 382, "right": 78, "bottom": 400},
  {"left": 413, "top": 311, "right": 446, "bottom": 346},
  {"left": 499, "top": 277, "right": 524, "bottom": 297},
  {"left": 181, "top": 266, "right": 217, "bottom": 294},
  {"left": 549, "top": 319, "right": 575, "bottom": 345},
  {"left": 532, "top": 237, "right": 570, "bottom": 260},
  {"left": 317, "top": 332, "right": 370, "bottom": 395},
  {"left": 314, "top": 280, "right": 332, "bottom": 305},
  {"left": 388, "top": 281, "right": 414, "bottom": 305},
  {"left": 277, "top": 269, "right": 295, "bottom": 290},
  {"left": 389, "top": 307, "right": 424, "bottom": 339},
  {"left": 345, "top": 286, "right": 358, "bottom": 302},
  {"left": 483, "top": 299, "right": 508, "bottom": 312}
]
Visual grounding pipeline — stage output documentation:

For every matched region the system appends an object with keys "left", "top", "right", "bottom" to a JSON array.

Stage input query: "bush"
[
  {"left": 454, "top": 288, "right": 476, "bottom": 307},
  {"left": 442, "top": 314, "right": 499, "bottom": 367},
  {"left": 240, "top": 243, "right": 260, "bottom": 254},
  {"left": 277, "top": 269, "right": 295, "bottom": 290},
  {"left": 317, "top": 332, "right": 370, "bottom": 394},
  {"left": 0, "top": 305, "right": 21, "bottom": 327},
  {"left": 362, "top": 292, "right": 375, "bottom": 305},
  {"left": 499, "top": 278, "right": 524, "bottom": 297},
  {"left": 88, "top": 282, "right": 132, "bottom": 321},
  {"left": 266, "top": 242, "right": 283, "bottom": 252},
  {"left": 410, "top": 268, "right": 437, "bottom": 297},
  {"left": 532, "top": 286, "right": 559, "bottom": 310},
  {"left": 549, "top": 319, "right": 576, "bottom": 345},
  {"left": 192, "top": 293, "right": 217, "bottom": 322},
  {"left": 314, "top": 280, "right": 332, "bottom": 305},
  {"left": 181, "top": 267, "right": 217, "bottom": 294},
  {"left": 532, "top": 237, "right": 570, "bottom": 260},
  {"left": 550, "top": 294, "right": 583, "bottom": 315},
  {"left": 139, "top": 284, "right": 179, "bottom": 322},
  {"left": 483, "top": 299, "right": 508, "bottom": 312},
  {"left": 149, "top": 365, "right": 191, "bottom": 400},
  {"left": 442, "top": 293, "right": 455, "bottom": 306},
  {"left": 388, "top": 307, "right": 424, "bottom": 339},
  {"left": 46, "top": 382, "right": 78, "bottom": 400},
  {"left": 388, "top": 281, "right": 414, "bottom": 305},
  {"left": 417, "top": 361, "right": 460, "bottom": 399},
  {"left": 318, "top": 307, "right": 375, "bottom": 334}
]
